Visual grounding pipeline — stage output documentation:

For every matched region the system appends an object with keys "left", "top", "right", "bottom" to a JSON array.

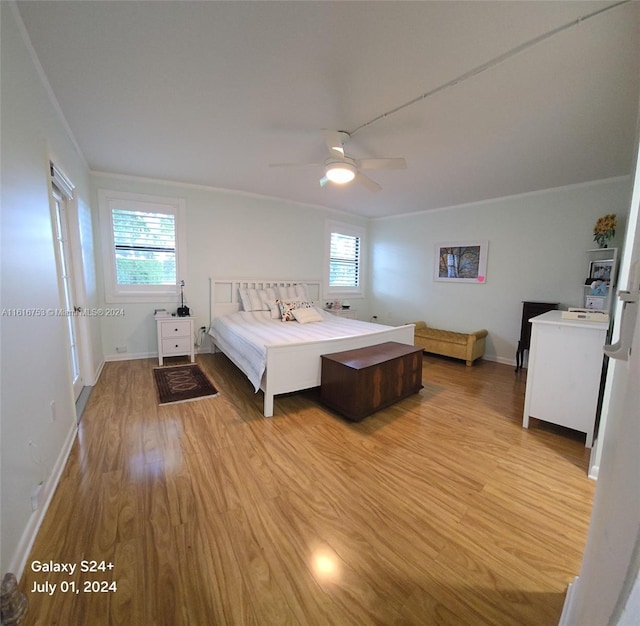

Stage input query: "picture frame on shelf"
[
  {"left": 585, "top": 295, "right": 606, "bottom": 310},
  {"left": 588, "top": 259, "right": 614, "bottom": 282},
  {"left": 434, "top": 241, "right": 488, "bottom": 283}
]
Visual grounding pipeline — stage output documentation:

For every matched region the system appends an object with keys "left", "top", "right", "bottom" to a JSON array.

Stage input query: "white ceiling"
[{"left": 16, "top": 1, "right": 640, "bottom": 219}]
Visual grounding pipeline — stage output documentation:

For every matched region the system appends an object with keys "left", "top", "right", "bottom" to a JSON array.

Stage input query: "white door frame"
[
  {"left": 51, "top": 186, "right": 83, "bottom": 400},
  {"left": 49, "top": 160, "right": 93, "bottom": 408}
]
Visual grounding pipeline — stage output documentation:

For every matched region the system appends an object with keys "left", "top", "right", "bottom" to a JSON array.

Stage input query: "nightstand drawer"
[
  {"left": 155, "top": 315, "right": 195, "bottom": 365},
  {"left": 161, "top": 336, "right": 192, "bottom": 355},
  {"left": 159, "top": 321, "right": 191, "bottom": 338}
]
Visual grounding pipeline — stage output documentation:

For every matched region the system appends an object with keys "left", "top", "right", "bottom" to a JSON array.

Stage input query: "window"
[
  {"left": 330, "top": 232, "right": 360, "bottom": 287},
  {"left": 112, "top": 209, "right": 176, "bottom": 285},
  {"left": 99, "top": 190, "right": 186, "bottom": 302},
  {"left": 326, "top": 221, "right": 365, "bottom": 297}
]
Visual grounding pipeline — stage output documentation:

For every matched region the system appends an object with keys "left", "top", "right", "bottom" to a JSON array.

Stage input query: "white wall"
[
  {"left": 92, "top": 173, "right": 633, "bottom": 365},
  {"left": 369, "top": 178, "right": 632, "bottom": 363},
  {"left": 91, "top": 173, "right": 368, "bottom": 359},
  {"left": 0, "top": 3, "right": 100, "bottom": 575}
]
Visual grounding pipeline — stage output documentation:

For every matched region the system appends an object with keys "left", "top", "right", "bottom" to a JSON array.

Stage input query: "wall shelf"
[{"left": 583, "top": 247, "right": 618, "bottom": 315}]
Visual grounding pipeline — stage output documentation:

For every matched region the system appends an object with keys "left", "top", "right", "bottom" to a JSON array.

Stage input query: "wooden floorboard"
[{"left": 19, "top": 353, "right": 595, "bottom": 625}]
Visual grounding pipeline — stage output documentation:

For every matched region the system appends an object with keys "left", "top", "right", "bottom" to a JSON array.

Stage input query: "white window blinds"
[
  {"left": 112, "top": 209, "right": 176, "bottom": 286},
  {"left": 329, "top": 231, "right": 360, "bottom": 288}
]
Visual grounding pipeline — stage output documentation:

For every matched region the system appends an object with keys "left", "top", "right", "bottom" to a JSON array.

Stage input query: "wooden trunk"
[{"left": 320, "top": 342, "right": 423, "bottom": 421}]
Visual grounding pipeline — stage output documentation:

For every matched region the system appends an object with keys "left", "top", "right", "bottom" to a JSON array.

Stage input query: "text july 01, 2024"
[{"left": 29, "top": 560, "right": 117, "bottom": 596}]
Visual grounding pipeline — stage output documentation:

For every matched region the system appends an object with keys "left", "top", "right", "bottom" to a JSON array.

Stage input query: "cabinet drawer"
[
  {"left": 162, "top": 336, "right": 192, "bottom": 355},
  {"left": 159, "top": 321, "right": 191, "bottom": 338}
]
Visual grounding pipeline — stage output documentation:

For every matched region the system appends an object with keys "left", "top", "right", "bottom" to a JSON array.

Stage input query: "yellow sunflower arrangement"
[{"left": 593, "top": 213, "right": 616, "bottom": 248}]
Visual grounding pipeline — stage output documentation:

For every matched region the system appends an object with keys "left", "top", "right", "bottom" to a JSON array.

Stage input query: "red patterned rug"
[{"left": 153, "top": 364, "right": 219, "bottom": 405}]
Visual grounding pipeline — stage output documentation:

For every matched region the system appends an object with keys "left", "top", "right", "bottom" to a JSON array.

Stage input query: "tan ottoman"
[{"left": 410, "top": 321, "right": 487, "bottom": 366}]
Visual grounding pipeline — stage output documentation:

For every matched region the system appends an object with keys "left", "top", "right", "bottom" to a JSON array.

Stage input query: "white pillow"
[
  {"left": 238, "top": 288, "right": 255, "bottom": 311},
  {"left": 265, "top": 299, "right": 281, "bottom": 319},
  {"left": 292, "top": 307, "right": 323, "bottom": 324},
  {"left": 238, "top": 287, "right": 278, "bottom": 312},
  {"left": 278, "top": 283, "right": 310, "bottom": 301}
]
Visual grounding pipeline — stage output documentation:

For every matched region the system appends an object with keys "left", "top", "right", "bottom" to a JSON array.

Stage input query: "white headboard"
[{"left": 208, "top": 278, "right": 322, "bottom": 321}]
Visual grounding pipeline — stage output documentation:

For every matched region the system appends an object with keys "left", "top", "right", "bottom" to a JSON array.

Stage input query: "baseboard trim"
[
  {"left": 10, "top": 424, "right": 78, "bottom": 580},
  {"left": 105, "top": 347, "right": 212, "bottom": 362},
  {"left": 90, "top": 358, "right": 105, "bottom": 385},
  {"left": 104, "top": 351, "right": 155, "bottom": 362},
  {"left": 588, "top": 437, "right": 600, "bottom": 480},
  {"left": 482, "top": 354, "right": 518, "bottom": 367},
  {"left": 559, "top": 576, "right": 579, "bottom": 626}
]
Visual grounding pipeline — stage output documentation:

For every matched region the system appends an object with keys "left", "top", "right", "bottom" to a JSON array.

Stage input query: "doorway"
[
  {"left": 50, "top": 163, "right": 84, "bottom": 402},
  {"left": 51, "top": 186, "right": 83, "bottom": 400}
]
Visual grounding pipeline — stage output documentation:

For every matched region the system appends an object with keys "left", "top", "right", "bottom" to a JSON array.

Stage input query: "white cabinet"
[
  {"left": 155, "top": 315, "right": 194, "bottom": 366},
  {"left": 522, "top": 310, "right": 608, "bottom": 447}
]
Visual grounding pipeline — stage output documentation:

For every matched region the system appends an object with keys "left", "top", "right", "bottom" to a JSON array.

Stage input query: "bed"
[{"left": 208, "top": 278, "right": 415, "bottom": 417}]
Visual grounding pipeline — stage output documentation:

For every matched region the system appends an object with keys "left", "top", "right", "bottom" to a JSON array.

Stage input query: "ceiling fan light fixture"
[{"left": 325, "top": 161, "right": 357, "bottom": 184}]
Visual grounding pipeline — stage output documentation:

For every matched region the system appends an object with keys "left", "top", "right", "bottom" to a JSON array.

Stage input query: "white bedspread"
[{"left": 209, "top": 309, "right": 399, "bottom": 392}]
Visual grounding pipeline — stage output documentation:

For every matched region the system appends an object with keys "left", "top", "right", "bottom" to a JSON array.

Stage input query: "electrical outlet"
[
  {"left": 115, "top": 345, "right": 127, "bottom": 353},
  {"left": 200, "top": 326, "right": 206, "bottom": 332}
]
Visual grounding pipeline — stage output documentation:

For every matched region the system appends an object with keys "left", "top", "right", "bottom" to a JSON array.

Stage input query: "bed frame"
[{"left": 208, "top": 278, "right": 415, "bottom": 417}]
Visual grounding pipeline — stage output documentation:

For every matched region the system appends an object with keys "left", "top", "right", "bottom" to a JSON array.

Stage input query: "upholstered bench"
[{"left": 410, "top": 321, "right": 488, "bottom": 366}]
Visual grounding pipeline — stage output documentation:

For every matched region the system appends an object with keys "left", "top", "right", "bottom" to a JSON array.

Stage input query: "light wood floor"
[{"left": 20, "top": 353, "right": 595, "bottom": 625}]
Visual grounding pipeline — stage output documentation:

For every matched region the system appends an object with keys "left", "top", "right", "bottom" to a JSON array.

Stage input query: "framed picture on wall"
[{"left": 434, "top": 241, "right": 488, "bottom": 283}]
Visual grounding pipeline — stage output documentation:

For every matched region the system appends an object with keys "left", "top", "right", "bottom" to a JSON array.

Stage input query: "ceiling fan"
[{"left": 269, "top": 130, "right": 407, "bottom": 192}]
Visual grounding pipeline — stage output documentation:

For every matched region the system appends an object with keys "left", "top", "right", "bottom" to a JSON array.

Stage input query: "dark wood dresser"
[
  {"left": 320, "top": 342, "right": 423, "bottom": 421},
  {"left": 515, "top": 301, "right": 558, "bottom": 371}
]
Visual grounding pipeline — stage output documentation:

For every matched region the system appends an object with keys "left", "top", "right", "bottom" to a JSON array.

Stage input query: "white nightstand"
[
  {"left": 326, "top": 308, "right": 357, "bottom": 320},
  {"left": 155, "top": 315, "right": 195, "bottom": 366}
]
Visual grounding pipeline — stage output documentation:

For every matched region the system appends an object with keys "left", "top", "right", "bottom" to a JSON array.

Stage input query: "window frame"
[
  {"left": 325, "top": 220, "right": 365, "bottom": 299},
  {"left": 99, "top": 189, "right": 187, "bottom": 303}
]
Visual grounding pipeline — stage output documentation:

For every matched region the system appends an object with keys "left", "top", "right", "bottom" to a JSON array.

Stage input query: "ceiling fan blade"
[
  {"left": 356, "top": 172, "right": 382, "bottom": 193},
  {"left": 323, "top": 130, "right": 346, "bottom": 158},
  {"left": 269, "top": 162, "right": 321, "bottom": 168},
  {"left": 355, "top": 157, "right": 407, "bottom": 171}
]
